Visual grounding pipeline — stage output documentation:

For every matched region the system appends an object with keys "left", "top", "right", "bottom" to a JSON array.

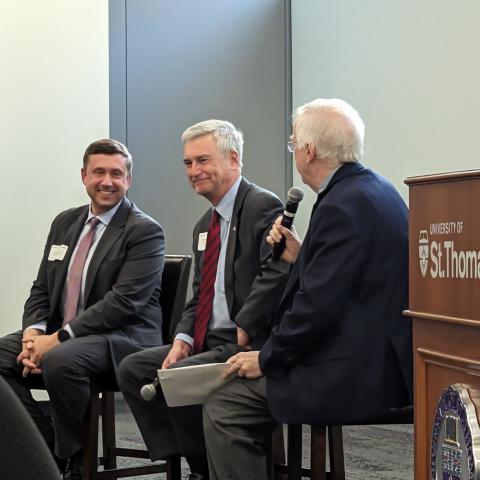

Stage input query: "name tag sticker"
[
  {"left": 198, "top": 232, "right": 208, "bottom": 251},
  {"left": 48, "top": 244, "right": 68, "bottom": 261}
]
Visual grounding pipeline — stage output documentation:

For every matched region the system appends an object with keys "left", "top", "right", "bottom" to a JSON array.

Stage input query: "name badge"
[
  {"left": 198, "top": 232, "right": 208, "bottom": 251},
  {"left": 48, "top": 244, "right": 68, "bottom": 261}
]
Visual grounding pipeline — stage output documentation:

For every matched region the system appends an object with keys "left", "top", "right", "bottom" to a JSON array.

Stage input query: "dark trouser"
[
  {"left": 0, "top": 331, "right": 114, "bottom": 459},
  {"left": 117, "top": 329, "right": 243, "bottom": 474},
  {"left": 203, "top": 376, "right": 277, "bottom": 480}
]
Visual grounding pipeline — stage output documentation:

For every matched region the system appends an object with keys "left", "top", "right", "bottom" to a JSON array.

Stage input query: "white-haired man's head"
[{"left": 293, "top": 98, "right": 365, "bottom": 166}]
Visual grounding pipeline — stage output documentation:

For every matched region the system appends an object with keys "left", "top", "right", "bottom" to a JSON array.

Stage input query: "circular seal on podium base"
[{"left": 431, "top": 383, "right": 480, "bottom": 479}]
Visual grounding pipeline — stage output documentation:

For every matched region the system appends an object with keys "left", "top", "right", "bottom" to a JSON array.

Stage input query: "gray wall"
[
  {"left": 291, "top": 0, "right": 480, "bottom": 237},
  {"left": 110, "top": 0, "right": 291, "bottom": 257}
]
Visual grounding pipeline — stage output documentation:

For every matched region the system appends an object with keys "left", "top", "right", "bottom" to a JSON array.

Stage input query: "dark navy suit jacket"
[{"left": 259, "top": 162, "right": 412, "bottom": 425}]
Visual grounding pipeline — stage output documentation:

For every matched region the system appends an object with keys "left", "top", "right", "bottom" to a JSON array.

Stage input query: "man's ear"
[
  {"left": 81, "top": 168, "right": 87, "bottom": 185},
  {"left": 230, "top": 149, "right": 240, "bottom": 167},
  {"left": 305, "top": 143, "right": 316, "bottom": 163}
]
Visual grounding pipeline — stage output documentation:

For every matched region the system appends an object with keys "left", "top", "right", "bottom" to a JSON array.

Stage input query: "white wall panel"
[{"left": 0, "top": 1, "right": 109, "bottom": 334}]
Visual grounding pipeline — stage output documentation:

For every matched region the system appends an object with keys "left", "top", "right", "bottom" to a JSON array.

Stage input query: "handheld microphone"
[
  {"left": 140, "top": 378, "right": 160, "bottom": 401},
  {"left": 272, "top": 187, "right": 304, "bottom": 261}
]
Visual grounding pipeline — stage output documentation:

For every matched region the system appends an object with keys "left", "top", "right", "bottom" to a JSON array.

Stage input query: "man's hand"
[
  {"left": 162, "top": 339, "right": 192, "bottom": 369},
  {"left": 18, "top": 329, "right": 44, "bottom": 377},
  {"left": 29, "top": 333, "right": 60, "bottom": 367},
  {"left": 237, "top": 327, "right": 251, "bottom": 349},
  {"left": 223, "top": 351, "right": 263, "bottom": 379},
  {"left": 266, "top": 216, "right": 302, "bottom": 264}
]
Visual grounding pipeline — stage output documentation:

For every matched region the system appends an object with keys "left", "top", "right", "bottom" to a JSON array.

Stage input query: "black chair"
[
  {"left": 275, "top": 406, "right": 413, "bottom": 480},
  {"left": 82, "top": 254, "right": 192, "bottom": 480},
  {"left": 0, "top": 376, "right": 61, "bottom": 479}
]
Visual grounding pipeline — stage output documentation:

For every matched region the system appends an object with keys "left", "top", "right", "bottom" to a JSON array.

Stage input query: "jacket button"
[{"left": 284, "top": 354, "right": 296, "bottom": 365}]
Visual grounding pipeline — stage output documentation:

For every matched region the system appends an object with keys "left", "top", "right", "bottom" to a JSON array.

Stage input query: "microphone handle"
[{"left": 272, "top": 214, "right": 295, "bottom": 261}]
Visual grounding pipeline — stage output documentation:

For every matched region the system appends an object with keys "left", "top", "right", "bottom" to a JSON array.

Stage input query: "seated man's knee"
[
  {"left": 41, "top": 348, "right": 65, "bottom": 382},
  {"left": 117, "top": 352, "right": 144, "bottom": 389}
]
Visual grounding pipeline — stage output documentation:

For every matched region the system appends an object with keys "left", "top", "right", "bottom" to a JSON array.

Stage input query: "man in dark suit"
[
  {"left": 0, "top": 139, "right": 165, "bottom": 480},
  {"left": 202, "top": 99, "right": 412, "bottom": 480},
  {"left": 117, "top": 120, "right": 290, "bottom": 480}
]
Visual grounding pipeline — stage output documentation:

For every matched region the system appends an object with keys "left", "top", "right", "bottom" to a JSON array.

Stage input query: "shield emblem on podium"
[{"left": 419, "top": 230, "right": 429, "bottom": 277}]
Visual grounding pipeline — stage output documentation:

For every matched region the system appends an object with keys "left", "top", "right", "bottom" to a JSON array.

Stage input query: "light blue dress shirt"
[
  {"left": 26, "top": 201, "right": 122, "bottom": 336},
  {"left": 318, "top": 166, "right": 340, "bottom": 193},
  {"left": 176, "top": 176, "right": 242, "bottom": 347}
]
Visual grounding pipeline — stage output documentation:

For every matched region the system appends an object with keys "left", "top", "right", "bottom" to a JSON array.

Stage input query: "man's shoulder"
[
  {"left": 127, "top": 202, "right": 162, "bottom": 229},
  {"left": 240, "top": 179, "right": 283, "bottom": 210},
  {"left": 51, "top": 204, "right": 88, "bottom": 226}
]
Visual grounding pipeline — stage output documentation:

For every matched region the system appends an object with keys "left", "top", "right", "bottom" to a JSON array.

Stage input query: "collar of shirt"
[
  {"left": 318, "top": 166, "right": 341, "bottom": 194},
  {"left": 214, "top": 176, "right": 242, "bottom": 222},
  {"left": 86, "top": 200, "right": 122, "bottom": 226}
]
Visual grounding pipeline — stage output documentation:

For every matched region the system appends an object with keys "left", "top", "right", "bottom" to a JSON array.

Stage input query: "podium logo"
[
  {"left": 419, "top": 230, "right": 429, "bottom": 277},
  {"left": 419, "top": 222, "right": 480, "bottom": 280}
]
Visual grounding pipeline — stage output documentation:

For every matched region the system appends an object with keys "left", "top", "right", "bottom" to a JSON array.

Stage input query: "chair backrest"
[
  {"left": 160, "top": 254, "right": 192, "bottom": 343},
  {"left": 0, "top": 376, "right": 60, "bottom": 479}
]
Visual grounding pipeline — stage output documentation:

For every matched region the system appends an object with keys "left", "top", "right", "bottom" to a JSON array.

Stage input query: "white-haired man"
[
  {"left": 117, "top": 120, "right": 290, "bottom": 480},
  {"left": 202, "top": 99, "right": 412, "bottom": 480}
]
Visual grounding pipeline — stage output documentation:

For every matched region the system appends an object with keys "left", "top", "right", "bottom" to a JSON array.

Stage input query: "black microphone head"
[
  {"left": 287, "top": 187, "right": 304, "bottom": 204},
  {"left": 140, "top": 383, "right": 157, "bottom": 401}
]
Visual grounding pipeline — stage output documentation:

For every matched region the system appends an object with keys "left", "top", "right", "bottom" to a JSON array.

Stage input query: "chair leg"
[
  {"left": 327, "top": 426, "right": 345, "bottom": 480},
  {"left": 102, "top": 391, "right": 117, "bottom": 470},
  {"left": 273, "top": 426, "right": 286, "bottom": 465},
  {"left": 310, "top": 426, "right": 326, "bottom": 480},
  {"left": 269, "top": 425, "right": 286, "bottom": 480},
  {"left": 166, "top": 455, "right": 182, "bottom": 480},
  {"left": 287, "top": 424, "right": 302, "bottom": 480},
  {"left": 83, "top": 393, "right": 101, "bottom": 480}
]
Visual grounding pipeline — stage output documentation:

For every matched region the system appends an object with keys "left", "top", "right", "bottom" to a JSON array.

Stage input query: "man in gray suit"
[
  {"left": 0, "top": 139, "right": 165, "bottom": 480},
  {"left": 117, "top": 120, "right": 290, "bottom": 480}
]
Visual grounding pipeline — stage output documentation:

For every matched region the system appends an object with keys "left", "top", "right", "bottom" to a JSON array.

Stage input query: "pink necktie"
[
  {"left": 63, "top": 218, "right": 100, "bottom": 325},
  {"left": 193, "top": 210, "right": 221, "bottom": 353}
]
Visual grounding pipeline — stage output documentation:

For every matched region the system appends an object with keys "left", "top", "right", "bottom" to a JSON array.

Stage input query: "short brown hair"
[{"left": 83, "top": 139, "right": 133, "bottom": 176}]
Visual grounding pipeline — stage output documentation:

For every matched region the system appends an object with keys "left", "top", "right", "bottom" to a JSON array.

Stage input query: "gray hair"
[
  {"left": 293, "top": 98, "right": 365, "bottom": 164},
  {"left": 181, "top": 119, "right": 244, "bottom": 166}
]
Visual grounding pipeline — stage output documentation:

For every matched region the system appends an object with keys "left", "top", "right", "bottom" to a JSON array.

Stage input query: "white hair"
[
  {"left": 181, "top": 119, "right": 244, "bottom": 166},
  {"left": 293, "top": 98, "right": 365, "bottom": 164}
]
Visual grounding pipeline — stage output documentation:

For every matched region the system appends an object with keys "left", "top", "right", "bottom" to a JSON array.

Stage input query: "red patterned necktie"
[
  {"left": 63, "top": 217, "right": 100, "bottom": 326},
  {"left": 193, "top": 210, "right": 221, "bottom": 353}
]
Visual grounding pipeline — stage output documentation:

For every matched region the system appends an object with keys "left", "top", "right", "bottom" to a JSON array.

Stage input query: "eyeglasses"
[{"left": 287, "top": 141, "right": 296, "bottom": 153}]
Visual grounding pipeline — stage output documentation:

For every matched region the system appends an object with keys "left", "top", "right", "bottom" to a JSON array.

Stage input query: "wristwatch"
[{"left": 57, "top": 328, "right": 71, "bottom": 343}]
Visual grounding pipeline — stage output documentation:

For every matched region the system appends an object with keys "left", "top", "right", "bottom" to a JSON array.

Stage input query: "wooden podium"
[{"left": 405, "top": 171, "right": 480, "bottom": 479}]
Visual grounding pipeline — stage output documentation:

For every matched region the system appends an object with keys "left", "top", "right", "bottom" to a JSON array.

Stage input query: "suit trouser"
[
  {"left": 0, "top": 331, "right": 114, "bottom": 459},
  {"left": 116, "top": 330, "right": 243, "bottom": 470},
  {"left": 203, "top": 376, "right": 278, "bottom": 480}
]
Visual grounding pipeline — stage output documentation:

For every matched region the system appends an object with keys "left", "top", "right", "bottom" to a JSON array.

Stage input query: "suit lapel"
[
  {"left": 50, "top": 208, "right": 89, "bottom": 312},
  {"left": 224, "top": 177, "right": 251, "bottom": 314},
  {"left": 83, "top": 198, "right": 131, "bottom": 304}
]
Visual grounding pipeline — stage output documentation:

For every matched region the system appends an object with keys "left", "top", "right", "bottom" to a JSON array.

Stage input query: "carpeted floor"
[{"left": 109, "top": 397, "right": 413, "bottom": 479}]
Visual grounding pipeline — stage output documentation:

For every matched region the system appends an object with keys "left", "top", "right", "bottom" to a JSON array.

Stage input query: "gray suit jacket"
[
  {"left": 174, "top": 177, "right": 290, "bottom": 350},
  {"left": 22, "top": 197, "right": 165, "bottom": 368}
]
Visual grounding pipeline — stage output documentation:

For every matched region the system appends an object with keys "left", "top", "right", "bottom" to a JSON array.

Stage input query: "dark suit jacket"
[
  {"left": 174, "top": 177, "right": 290, "bottom": 350},
  {"left": 260, "top": 162, "right": 412, "bottom": 425},
  {"left": 22, "top": 197, "right": 165, "bottom": 368}
]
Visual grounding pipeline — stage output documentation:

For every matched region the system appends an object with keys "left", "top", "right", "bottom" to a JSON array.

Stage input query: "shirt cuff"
[
  {"left": 64, "top": 324, "right": 75, "bottom": 338},
  {"left": 25, "top": 322, "right": 47, "bottom": 333},
  {"left": 174, "top": 333, "right": 193, "bottom": 347}
]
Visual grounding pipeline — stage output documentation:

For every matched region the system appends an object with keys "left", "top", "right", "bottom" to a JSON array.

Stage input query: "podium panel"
[{"left": 405, "top": 171, "right": 480, "bottom": 479}]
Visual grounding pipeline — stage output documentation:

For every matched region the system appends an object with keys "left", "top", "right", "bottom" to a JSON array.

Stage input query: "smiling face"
[
  {"left": 81, "top": 153, "right": 131, "bottom": 215},
  {"left": 183, "top": 134, "right": 240, "bottom": 205}
]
